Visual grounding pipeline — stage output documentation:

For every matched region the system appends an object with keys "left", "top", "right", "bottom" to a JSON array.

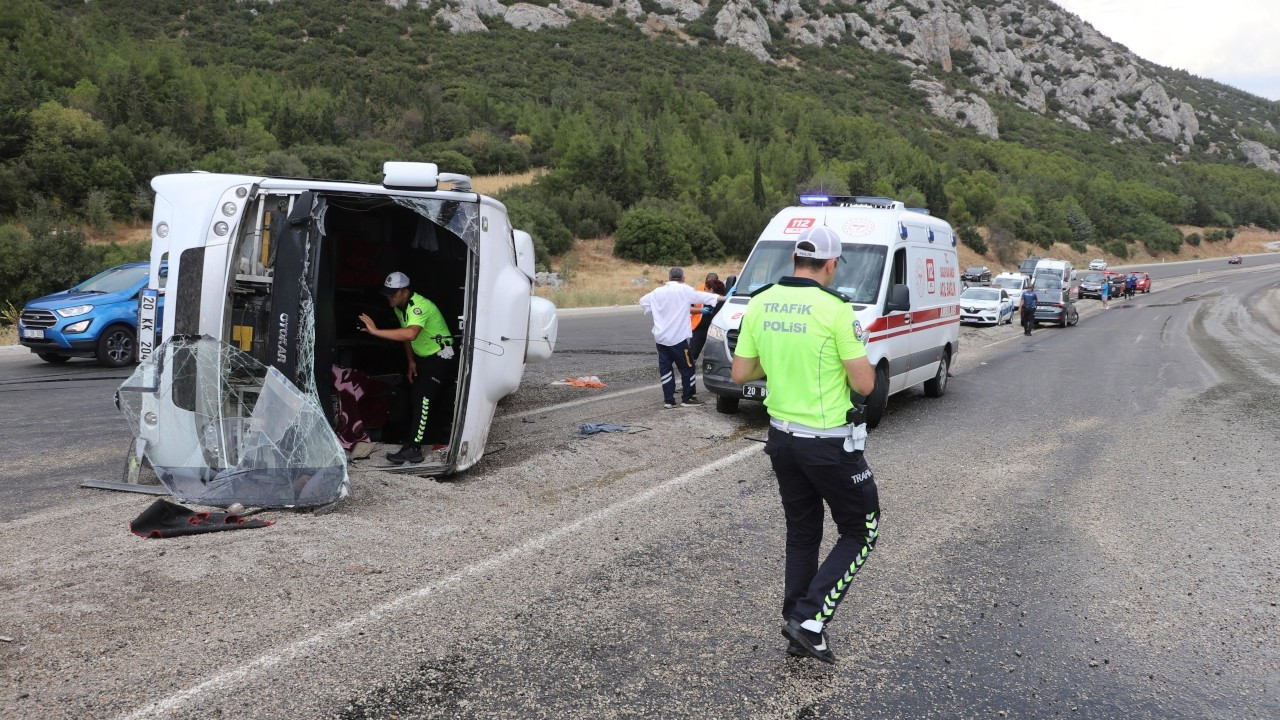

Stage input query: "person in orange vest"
[{"left": 690, "top": 272, "right": 719, "bottom": 331}]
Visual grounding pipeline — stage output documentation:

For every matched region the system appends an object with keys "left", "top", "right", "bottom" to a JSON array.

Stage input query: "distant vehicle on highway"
[
  {"left": 962, "top": 265, "right": 992, "bottom": 283},
  {"left": 1078, "top": 272, "right": 1106, "bottom": 299},
  {"left": 17, "top": 262, "right": 165, "bottom": 367},
  {"left": 1132, "top": 271, "right": 1152, "bottom": 293},
  {"left": 1088, "top": 258, "right": 1108, "bottom": 270},
  {"left": 990, "top": 272, "right": 1029, "bottom": 310},
  {"left": 1033, "top": 259, "right": 1073, "bottom": 293},
  {"left": 1019, "top": 256, "right": 1042, "bottom": 278},
  {"left": 1033, "top": 288, "right": 1079, "bottom": 327},
  {"left": 959, "top": 286, "right": 1013, "bottom": 325},
  {"left": 1228, "top": 256, "right": 1242, "bottom": 264}
]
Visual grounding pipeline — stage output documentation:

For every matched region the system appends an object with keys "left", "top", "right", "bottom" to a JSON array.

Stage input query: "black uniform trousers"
[
  {"left": 1021, "top": 307, "right": 1036, "bottom": 335},
  {"left": 763, "top": 427, "right": 880, "bottom": 626},
  {"left": 655, "top": 340, "right": 696, "bottom": 404},
  {"left": 407, "top": 352, "right": 448, "bottom": 446}
]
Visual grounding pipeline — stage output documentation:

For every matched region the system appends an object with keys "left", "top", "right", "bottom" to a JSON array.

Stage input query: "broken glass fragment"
[{"left": 117, "top": 335, "right": 350, "bottom": 508}]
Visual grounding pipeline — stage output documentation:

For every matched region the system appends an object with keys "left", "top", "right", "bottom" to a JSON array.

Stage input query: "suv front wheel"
[{"left": 96, "top": 325, "right": 136, "bottom": 368}]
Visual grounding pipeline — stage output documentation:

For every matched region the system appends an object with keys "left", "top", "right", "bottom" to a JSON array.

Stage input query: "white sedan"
[
  {"left": 1088, "top": 258, "right": 1108, "bottom": 270},
  {"left": 959, "top": 287, "right": 1014, "bottom": 325}
]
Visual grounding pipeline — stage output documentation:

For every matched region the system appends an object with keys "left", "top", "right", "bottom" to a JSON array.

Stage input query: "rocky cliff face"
[{"left": 425, "top": 0, "right": 1279, "bottom": 172}]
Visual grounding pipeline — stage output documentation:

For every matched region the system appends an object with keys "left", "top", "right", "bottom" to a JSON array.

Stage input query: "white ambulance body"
[
  {"left": 702, "top": 196, "right": 961, "bottom": 428},
  {"left": 132, "top": 162, "right": 557, "bottom": 478}
]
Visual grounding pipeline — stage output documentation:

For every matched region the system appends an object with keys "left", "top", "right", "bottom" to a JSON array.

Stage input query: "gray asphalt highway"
[{"left": 0, "top": 260, "right": 1277, "bottom": 719}]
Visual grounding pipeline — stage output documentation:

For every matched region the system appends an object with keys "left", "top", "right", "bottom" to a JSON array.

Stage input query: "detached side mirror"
[{"left": 886, "top": 284, "right": 911, "bottom": 313}]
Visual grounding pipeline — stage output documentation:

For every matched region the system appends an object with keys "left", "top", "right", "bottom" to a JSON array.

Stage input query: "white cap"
[
  {"left": 381, "top": 271, "right": 410, "bottom": 295},
  {"left": 795, "top": 226, "right": 842, "bottom": 260}
]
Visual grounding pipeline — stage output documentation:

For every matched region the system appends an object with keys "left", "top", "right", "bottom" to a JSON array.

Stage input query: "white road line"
[{"left": 117, "top": 443, "right": 762, "bottom": 720}]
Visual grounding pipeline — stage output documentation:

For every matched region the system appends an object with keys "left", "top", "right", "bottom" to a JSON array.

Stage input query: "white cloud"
[{"left": 1052, "top": 0, "right": 1280, "bottom": 100}]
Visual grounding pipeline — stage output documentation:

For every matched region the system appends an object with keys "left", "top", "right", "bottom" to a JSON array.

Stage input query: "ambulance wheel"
[
  {"left": 864, "top": 365, "right": 889, "bottom": 429},
  {"left": 924, "top": 351, "right": 949, "bottom": 398},
  {"left": 715, "top": 395, "right": 740, "bottom": 414}
]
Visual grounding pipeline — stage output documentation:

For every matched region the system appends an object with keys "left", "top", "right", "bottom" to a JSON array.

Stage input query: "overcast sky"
[{"left": 1052, "top": 0, "right": 1280, "bottom": 101}]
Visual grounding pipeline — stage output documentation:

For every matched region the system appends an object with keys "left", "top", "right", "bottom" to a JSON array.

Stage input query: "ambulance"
[
  {"left": 125, "top": 161, "right": 558, "bottom": 485},
  {"left": 703, "top": 196, "right": 961, "bottom": 428}
]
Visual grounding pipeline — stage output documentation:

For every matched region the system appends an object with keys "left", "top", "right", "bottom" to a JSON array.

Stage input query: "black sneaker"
[
  {"left": 681, "top": 396, "right": 705, "bottom": 406},
  {"left": 386, "top": 445, "right": 424, "bottom": 464},
  {"left": 782, "top": 620, "right": 836, "bottom": 664}
]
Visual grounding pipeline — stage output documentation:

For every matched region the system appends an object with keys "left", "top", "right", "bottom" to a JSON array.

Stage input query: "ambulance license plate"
[
  {"left": 22, "top": 328, "right": 44, "bottom": 339},
  {"left": 743, "top": 385, "right": 767, "bottom": 399}
]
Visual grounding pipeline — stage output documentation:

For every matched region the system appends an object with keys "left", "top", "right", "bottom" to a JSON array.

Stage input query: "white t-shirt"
[{"left": 639, "top": 281, "right": 720, "bottom": 346}]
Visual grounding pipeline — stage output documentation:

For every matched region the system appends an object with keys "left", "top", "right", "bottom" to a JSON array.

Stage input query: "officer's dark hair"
[{"left": 793, "top": 242, "right": 830, "bottom": 273}]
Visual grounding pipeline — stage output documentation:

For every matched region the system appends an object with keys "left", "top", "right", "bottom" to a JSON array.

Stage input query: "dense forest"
[{"left": 2, "top": 0, "right": 1279, "bottom": 307}]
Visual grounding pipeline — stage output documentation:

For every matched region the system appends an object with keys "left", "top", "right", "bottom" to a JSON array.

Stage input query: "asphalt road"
[{"left": 1, "top": 261, "right": 1277, "bottom": 719}]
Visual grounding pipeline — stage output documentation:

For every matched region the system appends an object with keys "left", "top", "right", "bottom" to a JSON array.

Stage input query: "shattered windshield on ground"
[{"left": 117, "top": 336, "right": 349, "bottom": 509}]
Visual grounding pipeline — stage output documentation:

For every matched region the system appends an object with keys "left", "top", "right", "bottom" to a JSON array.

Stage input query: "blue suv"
[{"left": 18, "top": 262, "right": 163, "bottom": 367}]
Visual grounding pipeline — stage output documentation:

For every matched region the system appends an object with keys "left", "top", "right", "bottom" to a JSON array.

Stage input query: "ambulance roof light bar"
[{"left": 798, "top": 194, "right": 898, "bottom": 208}]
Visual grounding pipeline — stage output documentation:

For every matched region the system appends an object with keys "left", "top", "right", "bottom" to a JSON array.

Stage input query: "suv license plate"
[
  {"left": 22, "top": 328, "right": 44, "bottom": 339},
  {"left": 743, "top": 385, "right": 767, "bottom": 399}
]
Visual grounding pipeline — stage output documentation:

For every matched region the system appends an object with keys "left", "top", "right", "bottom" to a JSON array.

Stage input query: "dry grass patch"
[
  {"left": 0, "top": 324, "right": 16, "bottom": 346},
  {"left": 534, "top": 238, "right": 743, "bottom": 308},
  {"left": 469, "top": 169, "right": 546, "bottom": 195}
]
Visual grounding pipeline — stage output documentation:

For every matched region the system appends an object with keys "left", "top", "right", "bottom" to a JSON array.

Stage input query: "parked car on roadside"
[
  {"left": 1078, "top": 272, "right": 1106, "bottom": 299},
  {"left": 1032, "top": 288, "right": 1078, "bottom": 327},
  {"left": 1228, "top": 256, "right": 1242, "bottom": 264},
  {"left": 962, "top": 265, "right": 992, "bottom": 283},
  {"left": 1088, "top": 258, "right": 1108, "bottom": 270},
  {"left": 1104, "top": 272, "right": 1126, "bottom": 298},
  {"left": 959, "top": 286, "right": 1014, "bottom": 325},
  {"left": 17, "top": 262, "right": 165, "bottom": 367},
  {"left": 1019, "top": 256, "right": 1042, "bottom": 278},
  {"left": 1132, "top": 271, "right": 1151, "bottom": 293},
  {"left": 990, "top": 272, "right": 1029, "bottom": 311}
]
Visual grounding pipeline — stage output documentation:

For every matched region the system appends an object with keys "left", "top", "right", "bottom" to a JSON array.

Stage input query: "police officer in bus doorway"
[
  {"left": 359, "top": 272, "right": 455, "bottom": 464},
  {"left": 730, "top": 226, "right": 880, "bottom": 664}
]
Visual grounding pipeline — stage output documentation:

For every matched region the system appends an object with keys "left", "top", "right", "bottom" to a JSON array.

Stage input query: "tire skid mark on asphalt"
[{"left": 116, "top": 443, "right": 762, "bottom": 720}]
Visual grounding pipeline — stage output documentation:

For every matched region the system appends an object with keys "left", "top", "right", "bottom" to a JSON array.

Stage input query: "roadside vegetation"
[{"left": 2, "top": 0, "right": 1279, "bottom": 312}]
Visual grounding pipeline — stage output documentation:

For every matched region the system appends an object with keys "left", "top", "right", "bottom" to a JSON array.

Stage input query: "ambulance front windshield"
[{"left": 738, "top": 241, "right": 887, "bottom": 305}]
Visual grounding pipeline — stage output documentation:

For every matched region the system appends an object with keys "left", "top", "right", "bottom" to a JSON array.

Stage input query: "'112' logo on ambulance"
[
  {"left": 926, "top": 258, "right": 936, "bottom": 294},
  {"left": 784, "top": 218, "right": 815, "bottom": 235}
]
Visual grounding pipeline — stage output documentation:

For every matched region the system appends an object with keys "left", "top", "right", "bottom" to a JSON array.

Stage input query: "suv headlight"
[
  {"left": 708, "top": 324, "right": 726, "bottom": 342},
  {"left": 56, "top": 304, "right": 94, "bottom": 318}
]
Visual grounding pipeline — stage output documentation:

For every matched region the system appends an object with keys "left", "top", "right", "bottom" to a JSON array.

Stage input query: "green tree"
[{"left": 613, "top": 208, "right": 693, "bottom": 265}]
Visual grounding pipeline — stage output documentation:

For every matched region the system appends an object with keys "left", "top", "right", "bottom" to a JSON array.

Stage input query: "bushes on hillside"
[
  {"left": 1104, "top": 239, "right": 1129, "bottom": 259},
  {"left": 1185, "top": 232, "right": 1201, "bottom": 246},
  {"left": 958, "top": 225, "right": 987, "bottom": 255},
  {"left": 0, "top": 217, "right": 147, "bottom": 309},
  {"left": 614, "top": 208, "right": 694, "bottom": 265}
]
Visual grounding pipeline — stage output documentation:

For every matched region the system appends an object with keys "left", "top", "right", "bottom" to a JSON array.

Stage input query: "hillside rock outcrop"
[{"left": 426, "top": 0, "right": 1275, "bottom": 161}]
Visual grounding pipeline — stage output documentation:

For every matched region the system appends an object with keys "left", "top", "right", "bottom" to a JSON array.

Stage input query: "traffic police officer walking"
[
  {"left": 359, "top": 271, "right": 455, "bottom": 464},
  {"left": 730, "top": 226, "right": 880, "bottom": 664}
]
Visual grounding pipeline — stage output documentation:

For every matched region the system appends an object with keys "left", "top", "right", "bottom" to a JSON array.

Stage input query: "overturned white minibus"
[{"left": 127, "top": 162, "right": 557, "bottom": 487}]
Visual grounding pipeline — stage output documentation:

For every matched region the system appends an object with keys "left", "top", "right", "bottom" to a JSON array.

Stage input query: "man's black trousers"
[
  {"left": 407, "top": 353, "right": 448, "bottom": 446},
  {"left": 1021, "top": 308, "right": 1036, "bottom": 335},
  {"left": 763, "top": 427, "right": 880, "bottom": 626}
]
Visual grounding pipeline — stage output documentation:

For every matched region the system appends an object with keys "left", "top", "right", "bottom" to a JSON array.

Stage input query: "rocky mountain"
[{"left": 412, "top": 0, "right": 1280, "bottom": 173}]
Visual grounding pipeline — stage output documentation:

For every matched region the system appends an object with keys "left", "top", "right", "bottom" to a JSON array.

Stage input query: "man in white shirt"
[{"left": 640, "top": 267, "right": 724, "bottom": 408}]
